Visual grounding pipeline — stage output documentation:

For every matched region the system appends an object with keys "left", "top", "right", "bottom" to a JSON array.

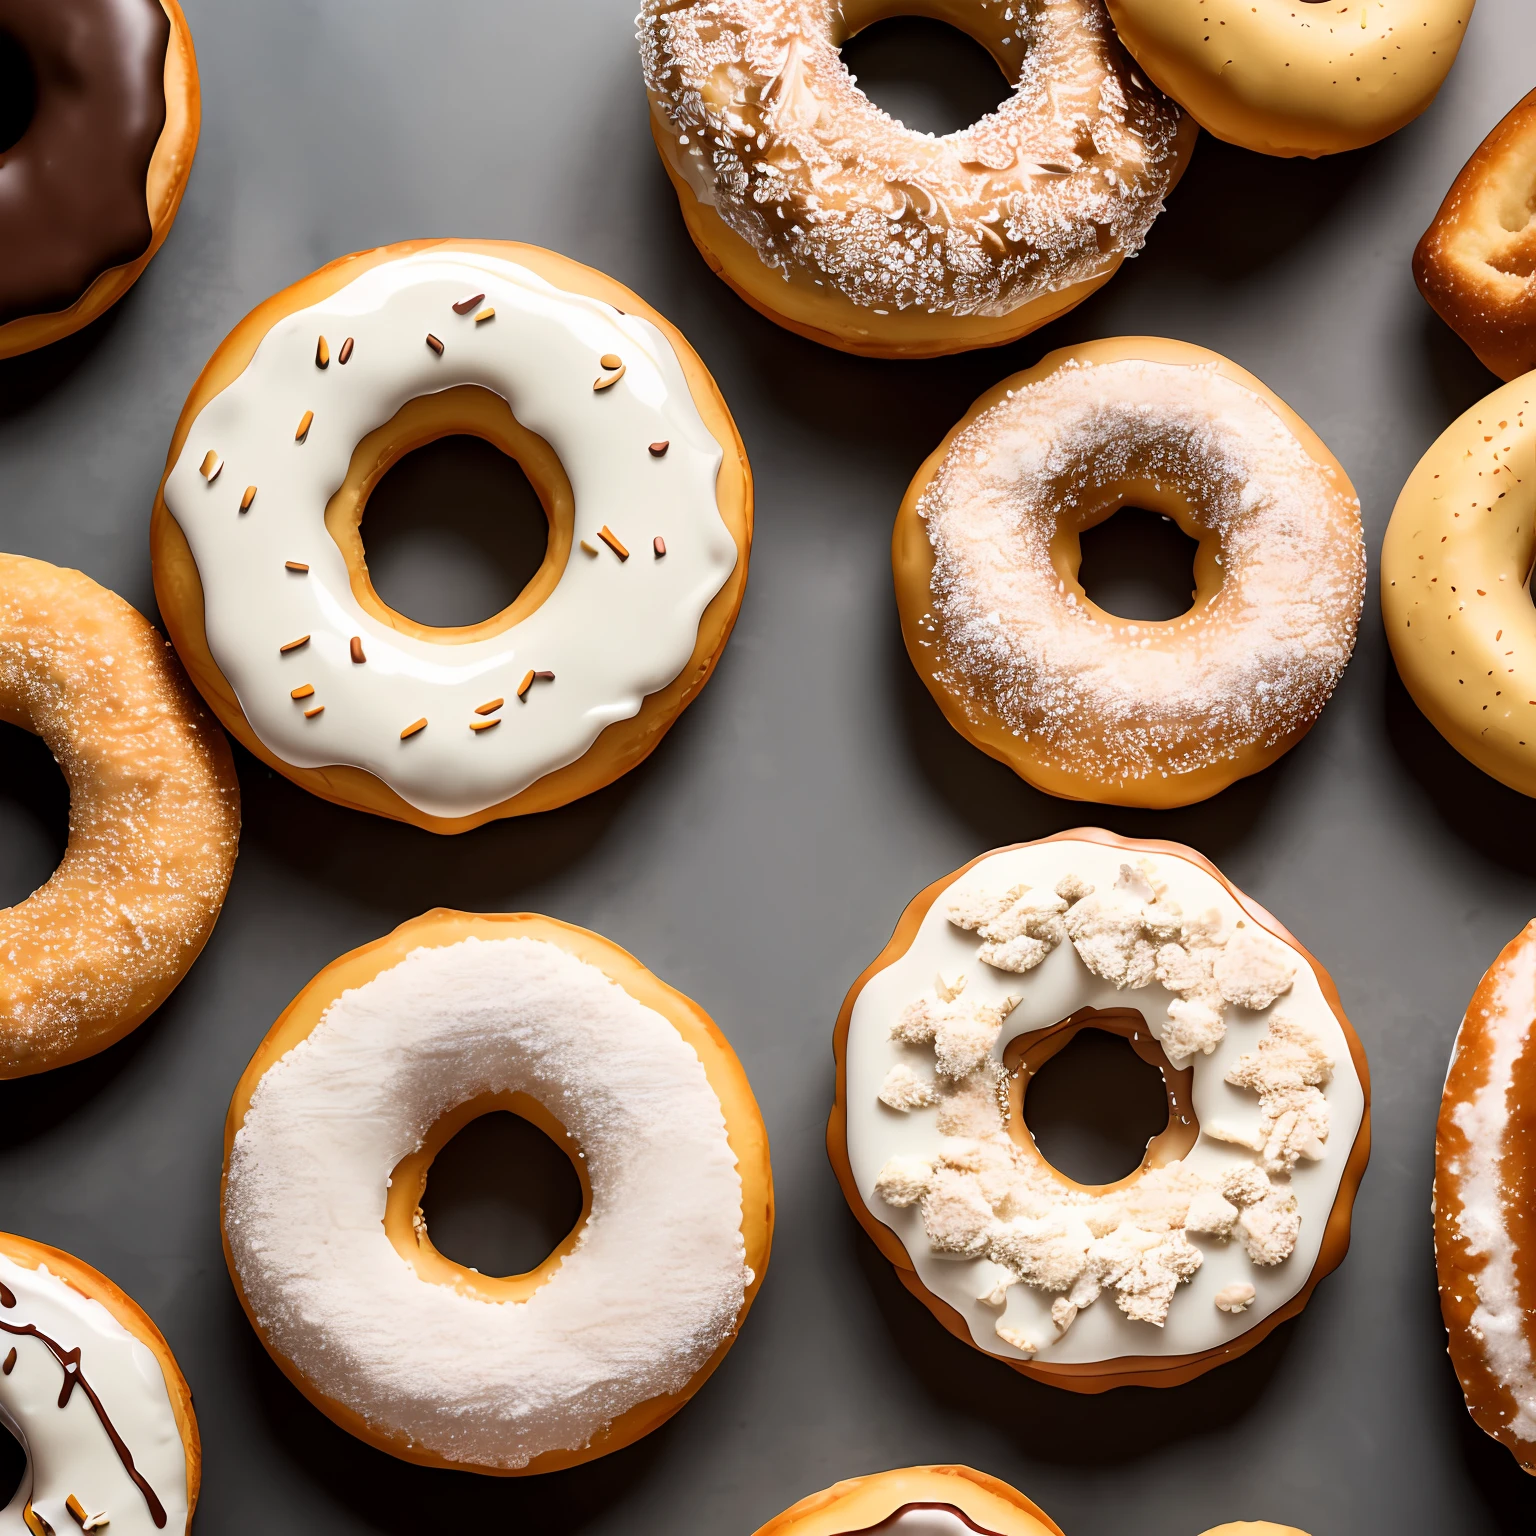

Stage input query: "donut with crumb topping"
[
  {"left": 894, "top": 337, "right": 1364, "bottom": 808},
  {"left": 637, "top": 0, "right": 1195, "bottom": 358}
]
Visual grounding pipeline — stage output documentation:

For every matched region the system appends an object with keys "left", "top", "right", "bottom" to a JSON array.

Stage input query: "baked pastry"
[
  {"left": 222, "top": 909, "right": 773, "bottom": 1473},
  {"left": 638, "top": 0, "right": 1194, "bottom": 358},
  {"left": 0, "top": 0, "right": 199, "bottom": 359},
  {"left": 830, "top": 829, "right": 1370, "bottom": 1390},
  {"left": 0, "top": 553, "right": 239, "bottom": 1078},
  {"left": 894, "top": 337, "right": 1364, "bottom": 807},
  {"left": 1381, "top": 373, "right": 1536, "bottom": 795},
  {"left": 0, "top": 1230, "right": 200, "bottom": 1533},
  {"left": 152, "top": 240, "right": 751, "bottom": 833},
  {"left": 1415, "top": 87, "right": 1536, "bottom": 382}
]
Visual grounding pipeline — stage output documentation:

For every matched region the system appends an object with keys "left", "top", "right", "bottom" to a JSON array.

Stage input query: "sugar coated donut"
[
  {"left": 153, "top": 240, "right": 751, "bottom": 833},
  {"left": 0, "top": 554, "right": 239, "bottom": 1079},
  {"left": 221, "top": 910, "right": 773, "bottom": 1473},
  {"left": 830, "top": 830, "right": 1369, "bottom": 1392},
  {"left": 638, "top": 0, "right": 1195, "bottom": 359},
  {"left": 1381, "top": 375, "right": 1536, "bottom": 795},
  {"left": 1104, "top": 0, "right": 1472, "bottom": 159},
  {"left": 0, "top": 1232, "right": 199, "bottom": 1533},
  {"left": 753, "top": 1467, "right": 1063, "bottom": 1536},
  {"left": 1415, "top": 88, "right": 1536, "bottom": 383},
  {"left": 1434, "top": 920, "right": 1536, "bottom": 1475},
  {"left": 894, "top": 338, "right": 1364, "bottom": 808},
  {"left": 0, "top": 0, "right": 199, "bottom": 360}
]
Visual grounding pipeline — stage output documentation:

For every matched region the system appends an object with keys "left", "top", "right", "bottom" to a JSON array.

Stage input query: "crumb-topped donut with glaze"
[
  {"left": 638, "top": 0, "right": 1195, "bottom": 358},
  {"left": 830, "top": 830, "right": 1369, "bottom": 1392},
  {"left": 1435, "top": 920, "right": 1536, "bottom": 1475},
  {"left": 0, "top": 1231, "right": 199, "bottom": 1533},
  {"left": 894, "top": 337, "right": 1364, "bottom": 808},
  {"left": 0, "top": 554, "right": 239, "bottom": 1078},
  {"left": 1105, "top": 0, "right": 1471, "bottom": 159},
  {"left": 221, "top": 910, "right": 773, "bottom": 1473},
  {"left": 153, "top": 240, "right": 751, "bottom": 834},
  {"left": 0, "top": 0, "right": 199, "bottom": 360},
  {"left": 1415, "top": 88, "right": 1536, "bottom": 383}
]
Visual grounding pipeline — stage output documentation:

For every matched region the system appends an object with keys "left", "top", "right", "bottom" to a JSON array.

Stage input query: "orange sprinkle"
[
  {"left": 316, "top": 335, "right": 330, "bottom": 369},
  {"left": 296, "top": 410, "right": 314, "bottom": 441},
  {"left": 469, "top": 717, "right": 500, "bottom": 732},
  {"left": 285, "top": 560, "right": 309, "bottom": 573},
  {"left": 600, "top": 353, "right": 622, "bottom": 369},
  {"left": 475, "top": 698, "right": 504, "bottom": 715},
  {"left": 517, "top": 669, "right": 536, "bottom": 699},
  {"left": 291, "top": 684, "right": 315, "bottom": 699},
  {"left": 593, "top": 363, "right": 626, "bottom": 391},
  {"left": 598, "top": 525, "right": 629, "bottom": 560},
  {"left": 199, "top": 450, "right": 223, "bottom": 482},
  {"left": 280, "top": 635, "right": 310, "bottom": 653},
  {"left": 401, "top": 717, "right": 427, "bottom": 740},
  {"left": 350, "top": 636, "right": 366, "bottom": 664},
  {"left": 474, "top": 307, "right": 495, "bottom": 324},
  {"left": 240, "top": 485, "right": 257, "bottom": 512},
  {"left": 304, "top": 705, "right": 325, "bottom": 719}
]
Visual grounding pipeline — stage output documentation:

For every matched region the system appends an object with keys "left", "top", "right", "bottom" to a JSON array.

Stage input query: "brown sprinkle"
[
  {"left": 304, "top": 705, "right": 325, "bottom": 719},
  {"left": 648, "top": 440, "right": 669, "bottom": 457},
  {"left": 199, "top": 450, "right": 223, "bottom": 482},
  {"left": 469, "top": 717, "right": 500, "bottom": 732},
  {"left": 653, "top": 536, "right": 666, "bottom": 558},
  {"left": 535, "top": 669, "right": 555, "bottom": 681},
  {"left": 240, "top": 484, "right": 257, "bottom": 512},
  {"left": 401, "top": 717, "right": 428, "bottom": 740},
  {"left": 475, "top": 698, "right": 504, "bottom": 715},
  {"left": 280, "top": 635, "right": 310, "bottom": 653},
  {"left": 295, "top": 410, "right": 314, "bottom": 441},
  {"left": 285, "top": 560, "right": 309, "bottom": 573},
  {"left": 517, "top": 669, "right": 536, "bottom": 699},
  {"left": 2, "top": 1347, "right": 13, "bottom": 1374},
  {"left": 453, "top": 292, "right": 486, "bottom": 315},
  {"left": 315, "top": 335, "right": 330, "bottom": 369},
  {"left": 598, "top": 525, "right": 630, "bottom": 560},
  {"left": 291, "top": 684, "right": 315, "bottom": 699},
  {"left": 426, "top": 333, "right": 444, "bottom": 356},
  {"left": 474, "top": 307, "right": 495, "bottom": 324},
  {"left": 338, "top": 337, "right": 355, "bottom": 365},
  {"left": 350, "top": 635, "right": 366, "bottom": 664},
  {"left": 579, "top": 539, "right": 598, "bottom": 556},
  {"left": 593, "top": 363, "right": 626, "bottom": 391}
]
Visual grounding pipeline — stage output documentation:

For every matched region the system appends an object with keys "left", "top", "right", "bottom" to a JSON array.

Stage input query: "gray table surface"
[{"left": 2, "top": 1, "right": 1534, "bottom": 1531}]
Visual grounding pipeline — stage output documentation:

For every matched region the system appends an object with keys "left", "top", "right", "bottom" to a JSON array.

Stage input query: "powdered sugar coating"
[
  {"left": 223, "top": 936, "right": 750, "bottom": 1470},
  {"left": 917, "top": 357, "right": 1364, "bottom": 787},
  {"left": 638, "top": 0, "right": 1184, "bottom": 318}
]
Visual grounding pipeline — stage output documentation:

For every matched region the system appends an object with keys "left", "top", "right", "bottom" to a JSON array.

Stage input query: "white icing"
[
  {"left": 845, "top": 840, "right": 1365, "bottom": 1366},
  {"left": 163, "top": 251, "right": 738, "bottom": 819},
  {"left": 223, "top": 936, "right": 750, "bottom": 1470},
  {"left": 0, "top": 1253, "right": 189, "bottom": 1536},
  {"left": 1447, "top": 928, "right": 1536, "bottom": 1441}
]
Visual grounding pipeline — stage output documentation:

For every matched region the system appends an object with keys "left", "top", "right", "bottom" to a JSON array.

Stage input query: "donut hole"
[
  {"left": 0, "top": 32, "right": 36, "bottom": 155},
  {"left": 0, "top": 721, "right": 70, "bottom": 910},
  {"left": 1075, "top": 505, "right": 1202, "bottom": 622},
  {"left": 0, "top": 1420, "right": 20, "bottom": 1510},
  {"left": 839, "top": 15, "right": 1012, "bottom": 137}
]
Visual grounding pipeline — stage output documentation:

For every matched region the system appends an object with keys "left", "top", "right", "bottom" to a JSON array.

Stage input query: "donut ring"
[
  {"left": 638, "top": 0, "right": 1195, "bottom": 359},
  {"left": 894, "top": 338, "right": 1364, "bottom": 808},
  {"left": 152, "top": 240, "right": 751, "bottom": 833},
  {"left": 0, "top": 0, "right": 199, "bottom": 360},
  {"left": 1415, "top": 87, "right": 1536, "bottom": 383},
  {"left": 221, "top": 910, "right": 773, "bottom": 1473},
  {"left": 0, "top": 554, "right": 239, "bottom": 1079},
  {"left": 1103, "top": 0, "right": 1472, "bottom": 159},
  {"left": 1434, "top": 920, "right": 1536, "bottom": 1476},
  {"left": 1380, "top": 375, "right": 1536, "bottom": 795},
  {"left": 0, "top": 1231, "right": 199, "bottom": 1534},
  {"left": 829, "top": 829, "right": 1370, "bottom": 1392}
]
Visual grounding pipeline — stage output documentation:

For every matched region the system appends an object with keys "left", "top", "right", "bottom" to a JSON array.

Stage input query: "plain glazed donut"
[
  {"left": 0, "top": 1232, "right": 199, "bottom": 1534},
  {"left": 1380, "top": 375, "right": 1536, "bottom": 795},
  {"left": 1434, "top": 920, "right": 1536, "bottom": 1476},
  {"left": 0, "top": 554, "right": 239, "bottom": 1079},
  {"left": 152, "top": 240, "right": 751, "bottom": 834},
  {"left": 751, "top": 1467, "right": 1064, "bottom": 1536},
  {"left": 0, "top": 0, "right": 199, "bottom": 360},
  {"left": 829, "top": 830, "right": 1369, "bottom": 1392},
  {"left": 638, "top": 0, "right": 1195, "bottom": 359},
  {"left": 1415, "top": 88, "right": 1536, "bottom": 383},
  {"left": 1104, "top": 0, "right": 1472, "bottom": 159},
  {"left": 894, "top": 338, "right": 1364, "bottom": 808},
  {"left": 221, "top": 910, "right": 773, "bottom": 1474}
]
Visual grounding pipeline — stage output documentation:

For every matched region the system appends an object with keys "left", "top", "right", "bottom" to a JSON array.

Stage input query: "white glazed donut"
[
  {"left": 0, "top": 1235, "right": 198, "bottom": 1535},
  {"left": 830, "top": 831, "right": 1370, "bottom": 1391},
  {"left": 153, "top": 241, "right": 751, "bottom": 833},
  {"left": 221, "top": 911, "right": 773, "bottom": 1474}
]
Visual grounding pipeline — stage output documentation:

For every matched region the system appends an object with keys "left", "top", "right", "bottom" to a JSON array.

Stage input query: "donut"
[
  {"left": 221, "top": 909, "right": 773, "bottom": 1473},
  {"left": 893, "top": 338, "right": 1364, "bottom": 808},
  {"left": 829, "top": 829, "right": 1370, "bottom": 1392},
  {"left": 0, "top": 554, "right": 239, "bottom": 1079},
  {"left": 0, "top": 1231, "right": 199, "bottom": 1533},
  {"left": 1380, "top": 374, "right": 1536, "bottom": 796},
  {"left": 1434, "top": 920, "right": 1536, "bottom": 1475},
  {"left": 1103, "top": 0, "right": 1472, "bottom": 159},
  {"left": 637, "top": 0, "right": 1195, "bottom": 359},
  {"left": 1415, "top": 88, "right": 1536, "bottom": 383},
  {"left": 0, "top": 0, "right": 199, "bottom": 360},
  {"left": 152, "top": 240, "right": 751, "bottom": 834}
]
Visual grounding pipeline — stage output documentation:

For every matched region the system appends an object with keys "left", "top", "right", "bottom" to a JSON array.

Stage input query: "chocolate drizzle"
[
  {"left": 843, "top": 1506, "right": 1002, "bottom": 1536},
  {"left": 0, "top": 1316, "right": 168, "bottom": 1528}
]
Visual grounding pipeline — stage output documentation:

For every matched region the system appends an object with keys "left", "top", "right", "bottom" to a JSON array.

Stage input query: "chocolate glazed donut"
[{"left": 0, "top": 0, "right": 200, "bottom": 358}]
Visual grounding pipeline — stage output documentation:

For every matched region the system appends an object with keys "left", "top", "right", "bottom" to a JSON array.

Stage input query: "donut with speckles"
[{"left": 0, "top": 0, "right": 199, "bottom": 359}]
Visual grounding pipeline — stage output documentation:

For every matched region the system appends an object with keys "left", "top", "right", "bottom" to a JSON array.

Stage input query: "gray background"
[{"left": 0, "top": 0, "right": 1533, "bottom": 1530}]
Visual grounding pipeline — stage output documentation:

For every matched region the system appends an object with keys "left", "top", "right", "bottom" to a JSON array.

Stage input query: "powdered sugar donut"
[
  {"left": 830, "top": 830, "right": 1369, "bottom": 1391},
  {"left": 894, "top": 337, "right": 1364, "bottom": 807},
  {"left": 638, "top": 0, "right": 1195, "bottom": 358},
  {"left": 221, "top": 910, "right": 772, "bottom": 1473}
]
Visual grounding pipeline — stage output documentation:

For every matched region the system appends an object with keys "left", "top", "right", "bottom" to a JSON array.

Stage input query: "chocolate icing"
[{"left": 0, "top": 0, "right": 170, "bottom": 326}]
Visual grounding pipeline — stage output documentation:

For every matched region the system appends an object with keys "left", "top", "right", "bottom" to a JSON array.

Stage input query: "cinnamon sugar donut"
[
  {"left": 894, "top": 337, "right": 1364, "bottom": 808},
  {"left": 0, "top": 554, "right": 239, "bottom": 1078},
  {"left": 638, "top": 0, "right": 1195, "bottom": 359},
  {"left": 1435, "top": 920, "right": 1536, "bottom": 1475}
]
